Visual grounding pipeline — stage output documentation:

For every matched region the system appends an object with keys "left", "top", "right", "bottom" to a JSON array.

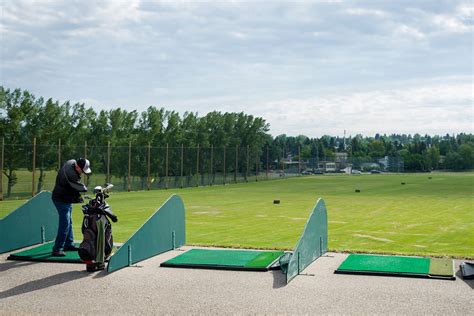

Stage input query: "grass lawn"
[{"left": 1, "top": 172, "right": 473, "bottom": 258}]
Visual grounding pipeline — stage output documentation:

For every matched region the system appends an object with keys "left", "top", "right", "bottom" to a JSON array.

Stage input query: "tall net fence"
[{"left": 0, "top": 142, "right": 403, "bottom": 200}]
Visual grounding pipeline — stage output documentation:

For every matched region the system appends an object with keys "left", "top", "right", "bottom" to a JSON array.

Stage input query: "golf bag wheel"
[{"left": 86, "top": 262, "right": 105, "bottom": 272}]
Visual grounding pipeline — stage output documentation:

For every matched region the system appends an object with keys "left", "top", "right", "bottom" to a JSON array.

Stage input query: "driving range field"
[
  {"left": 1, "top": 172, "right": 473, "bottom": 258},
  {"left": 1, "top": 172, "right": 473, "bottom": 315}
]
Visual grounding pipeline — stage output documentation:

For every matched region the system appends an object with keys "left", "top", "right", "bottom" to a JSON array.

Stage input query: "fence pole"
[
  {"left": 298, "top": 146, "right": 301, "bottom": 175},
  {"left": 0, "top": 137, "right": 4, "bottom": 201},
  {"left": 234, "top": 145, "right": 238, "bottom": 183},
  {"left": 58, "top": 139, "right": 61, "bottom": 170},
  {"left": 196, "top": 144, "right": 200, "bottom": 187},
  {"left": 223, "top": 146, "right": 226, "bottom": 185},
  {"left": 266, "top": 145, "right": 269, "bottom": 180},
  {"left": 210, "top": 145, "right": 213, "bottom": 186},
  {"left": 246, "top": 145, "right": 249, "bottom": 182},
  {"left": 147, "top": 143, "right": 151, "bottom": 191},
  {"left": 107, "top": 141, "right": 111, "bottom": 184},
  {"left": 32, "top": 137, "right": 36, "bottom": 197},
  {"left": 128, "top": 141, "right": 131, "bottom": 192},
  {"left": 180, "top": 144, "right": 184, "bottom": 188},
  {"left": 84, "top": 141, "right": 88, "bottom": 186},
  {"left": 255, "top": 150, "right": 258, "bottom": 181},
  {"left": 166, "top": 143, "right": 169, "bottom": 189}
]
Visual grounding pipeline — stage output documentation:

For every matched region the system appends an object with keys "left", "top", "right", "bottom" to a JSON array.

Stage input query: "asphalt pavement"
[{"left": 1, "top": 248, "right": 473, "bottom": 314}]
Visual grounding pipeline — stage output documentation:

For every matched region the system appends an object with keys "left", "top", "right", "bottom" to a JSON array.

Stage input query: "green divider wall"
[
  {"left": 0, "top": 191, "right": 58, "bottom": 254},
  {"left": 286, "top": 198, "right": 328, "bottom": 283},
  {"left": 107, "top": 194, "right": 185, "bottom": 272}
]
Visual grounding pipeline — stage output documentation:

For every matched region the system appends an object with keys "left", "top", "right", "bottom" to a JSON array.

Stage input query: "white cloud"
[
  {"left": 0, "top": 0, "right": 472, "bottom": 137},
  {"left": 250, "top": 80, "right": 473, "bottom": 137},
  {"left": 394, "top": 24, "right": 425, "bottom": 39},
  {"left": 432, "top": 15, "right": 471, "bottom": 33},
  {"left": 346, "top": 8, "right": 386, "bottom": 18}
]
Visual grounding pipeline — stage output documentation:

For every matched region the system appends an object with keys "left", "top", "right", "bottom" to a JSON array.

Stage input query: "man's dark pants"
[{"left": 52, "top": 200, "right": 74, "bottom": 252}]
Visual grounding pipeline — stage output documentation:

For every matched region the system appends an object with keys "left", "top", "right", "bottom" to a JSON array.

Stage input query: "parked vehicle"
[
  {"left": 371, "top": 170, "right": 382, "bottom": 174},
  {"left": 351, "top": 170, "right": 362, "bottom": 174}
]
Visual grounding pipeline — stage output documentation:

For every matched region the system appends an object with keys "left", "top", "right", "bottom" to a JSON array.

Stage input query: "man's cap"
[{"left": 76, "top": 158, "right": 92, "bottom": 174}]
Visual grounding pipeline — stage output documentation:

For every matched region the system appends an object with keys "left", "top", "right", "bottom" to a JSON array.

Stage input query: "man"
[{"left": 51, "top": 158, "right": 91, "bottom": 256}]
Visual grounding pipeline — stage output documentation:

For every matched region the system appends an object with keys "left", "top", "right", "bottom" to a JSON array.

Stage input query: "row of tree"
[
  {"left": 1, "top": 87, "right": 473, "bottom": 196},
  {"left": 273, "top": 133, "right": 474, "bottom": 172}
]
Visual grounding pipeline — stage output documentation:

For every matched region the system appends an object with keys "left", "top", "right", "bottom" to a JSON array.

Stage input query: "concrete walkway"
[{"left": 1, "top": 247, "right": 472, "bottom": 314}]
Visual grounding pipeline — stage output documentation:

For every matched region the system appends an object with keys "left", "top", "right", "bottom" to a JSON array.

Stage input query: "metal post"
[
  {"left": 223, "top": 146, "right": 226, "bottom": 185},
  {"left": 246, "top": 145, "right": 249, "bottom": 182},
  {"left": 41, "top": 226, "right": 45, "bottom": 243},
  {"left": 234, "top": 145, "right": 238, "bottom": 183},
  {"left": 58, "top": 139, "right": 61, "bottom": 170},
  {"left": 128, "top": 141, "right": 131, "bottom": 192},
  {"left": 32, "top": 137, "right": 36, "bottom": 197},
  {"left": 172, "top": 231, "right": 176, "bottom": 249},
  {"left": 0, "top": 137, "right": 4, "bottom": 201},
  {"left": 107, "top": 141, "right": 111, "bottom": 184},
  {"left": 196, "top": 144, "right": 200, "bottom": 187},
  {"left": 266, "top": 145, "right": 269, "bottom": 180},
  {"left": 84, "top": 141, "right": 88, "bottom": 187},
  {"left": 128, "top": 245, "right": 132, "bottom": 267},
  {"left": 180, "top": 144, "right": 184, "bottom": 188},
  {"left": 255, "top": 150, "right": 258, "bottom": 181},
  {"left": 147, "top": 143, "right": 151, "bottom": 191},
  {"left": 165, "top": 143, "right": 169, "bottom": 189},
  {"left": 210, "top": 145, "right": 213, "bottom": 186},
  {"left": 298, "top": 146, "right": 301, "bottom": 175}
]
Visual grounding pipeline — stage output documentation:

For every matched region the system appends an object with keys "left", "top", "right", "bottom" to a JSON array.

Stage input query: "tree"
[{"left": 0, "top": 88, "right": 37, "bottom": 196}]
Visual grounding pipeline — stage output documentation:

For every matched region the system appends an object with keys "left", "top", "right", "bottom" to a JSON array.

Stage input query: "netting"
[{"left": 0, "top": 142, "right": 403, "bottom": 200}]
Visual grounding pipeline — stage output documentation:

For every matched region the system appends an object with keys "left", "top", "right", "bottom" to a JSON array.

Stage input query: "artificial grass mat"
[
  {"left": 7, "top": 242, "right": 82, "bottom": 263},
  {"left": 336, "top": 254, "right": 454, "bottom": 280},
  {"left": 429, "top": 258, "right": 455, "bottom": 277},
  {"left": 161, "top": 248, "right": 284, "bottom": 271}
]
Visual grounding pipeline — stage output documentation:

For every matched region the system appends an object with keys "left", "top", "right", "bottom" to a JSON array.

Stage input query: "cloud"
[
  {"left": 346, "top": 8, "right": 386, "bottom": 17},
  {"left": 394, "top": 25, "right": 425, "bottom": 39},
  {"left": 0, "top": 0, "right": 472, "bottom": 137},
  {"left": 250, "top": 79, "right": 473, "bottom": 137}
]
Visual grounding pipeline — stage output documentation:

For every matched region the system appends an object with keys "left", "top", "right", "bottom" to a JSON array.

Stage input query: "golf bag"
[{"left": 78, "top": 184, "right": 118, "bottom": 271}]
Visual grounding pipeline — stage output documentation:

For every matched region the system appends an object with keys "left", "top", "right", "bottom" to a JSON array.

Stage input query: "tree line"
[{"left": 1, "top": 87, "right": 473, "bottom": 195}]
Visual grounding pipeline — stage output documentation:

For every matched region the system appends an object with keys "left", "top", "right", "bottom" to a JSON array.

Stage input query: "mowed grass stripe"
[{"left": 1, "top": 173, "right": 473, "bottom": 258}]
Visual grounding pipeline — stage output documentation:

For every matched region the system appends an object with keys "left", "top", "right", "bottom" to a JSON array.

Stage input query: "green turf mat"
[
  {"left": 429, "top": 258, "right": 454, "bottom": 278},
  {"left": 336, "top": 254, "right": 430, "bottom": 275},
  {"left": 161, "top": 248, "right": 284, "bottom": 271},
  {"left": 7, "top": 242, "right": 82, "bottom": 263}
]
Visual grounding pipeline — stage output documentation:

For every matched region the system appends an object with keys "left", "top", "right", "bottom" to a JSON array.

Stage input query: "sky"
[{"left": 1, "top": 0, "right": 473, "bottom": 137}]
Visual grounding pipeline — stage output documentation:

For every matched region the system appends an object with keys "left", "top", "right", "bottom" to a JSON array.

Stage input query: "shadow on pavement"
[
  {"left": 271, "top": 270, "right": 286, "bottom": 288},
  {"left": 0, "top": 270, "right": 89, "bottom": 299},
  {"left": 0, "top": 260, "right": 38, "bottom": 273},
  {"left": 456, "top": 268, "right": 474, "bottom": 290}
]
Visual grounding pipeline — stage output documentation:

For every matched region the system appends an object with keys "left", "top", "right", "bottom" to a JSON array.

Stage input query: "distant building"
[
  {"left": 335, "top": 152, "right": 348, "bottom": 163},
  {"left": 318, "top": 161, "right": 337, "bottom": 172}
]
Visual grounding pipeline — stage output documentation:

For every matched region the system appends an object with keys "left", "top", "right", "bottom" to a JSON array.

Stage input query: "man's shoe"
[
  {"left": 51, "top": 250, "right": 66, "bottom": 257},
  {"left": 64, "top": 245, "right": 79, "bottom": 251}
]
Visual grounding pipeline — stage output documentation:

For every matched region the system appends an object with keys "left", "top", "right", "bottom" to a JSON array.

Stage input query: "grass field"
[{"left": 1, "top": 173, "right": 473, "bottom": 258}]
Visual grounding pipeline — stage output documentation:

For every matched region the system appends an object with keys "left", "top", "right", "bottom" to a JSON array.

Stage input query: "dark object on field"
[
  {"left": 460, "top": 262, "right": 474, "bottom": 279},
  {"left": 355, "top": 189, "right": 361, "bottom": 193},
  {"left": 401, "top": 182, "right": 406, "bottom": 185},
  {"left": 273, "top": 200, "right": 280, "bottom": 204},
  {"left": 370, "top": 170, "right": 381, "bottom": 174},
  {"left": 428, "top": 177, "right": 432, "bottom": 179}
]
